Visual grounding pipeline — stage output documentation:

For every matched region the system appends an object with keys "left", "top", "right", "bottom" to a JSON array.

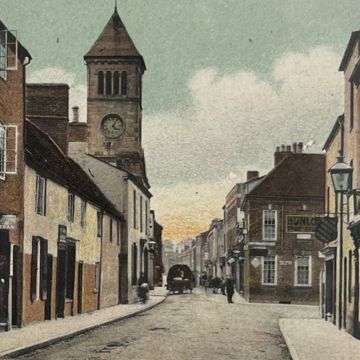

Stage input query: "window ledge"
[
  {"left": 65, "top": 298, "right": 73, "bottom": 303},
  {"left": 261, "top": 283, "right": 277, "bottom": 287},
  {"left": 294, "top": 284, "right": 312, "bottom": 288}
]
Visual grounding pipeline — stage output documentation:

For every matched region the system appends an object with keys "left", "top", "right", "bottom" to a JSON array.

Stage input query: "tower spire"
[{"left": 114, "top": 0, "right": 118, "bottom": 13}]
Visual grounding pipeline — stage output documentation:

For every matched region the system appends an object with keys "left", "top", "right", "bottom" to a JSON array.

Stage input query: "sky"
[{"left": 1, "top": 0, "right": 360, "bottom": 240}]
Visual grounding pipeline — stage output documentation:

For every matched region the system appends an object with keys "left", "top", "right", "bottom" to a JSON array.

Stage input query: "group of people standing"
[{"left": 201, "top": 273, "right": 235, "bottom": 304}]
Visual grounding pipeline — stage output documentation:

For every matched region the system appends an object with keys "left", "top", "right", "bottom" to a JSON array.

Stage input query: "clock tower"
[{"left": 84, "top": 6, "right": 149, "bottom": 186}]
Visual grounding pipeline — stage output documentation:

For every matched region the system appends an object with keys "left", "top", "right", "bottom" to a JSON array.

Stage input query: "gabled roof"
[
  {"left": 84, "top": 8, "right": 145, "bottom": 68},
  {"left": 244, "top": 153, "right": 325, "bottom": 200},
  {"left": 339, "top": 31, "right": 360, "bottom": 71},
  {"left": 25, "top": 120, "right": 123, "bottom": 220},
  {"left": 323, "top": 114, "right": 344, "bottom": 151}
]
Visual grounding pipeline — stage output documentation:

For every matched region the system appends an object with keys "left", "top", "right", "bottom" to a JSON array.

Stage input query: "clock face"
[{"left": 101, "top": 114, "right": 125, "bottom": 139}]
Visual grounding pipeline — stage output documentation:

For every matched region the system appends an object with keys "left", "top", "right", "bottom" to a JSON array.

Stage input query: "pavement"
[
  {"left": 0, "top": 287, "right": 168, "bottom": 359},
  {"left": 280, "top": 318, "right": 360, "bottom": 360},
  {"left": 12, "top": 289, "right": 320, "bottom": 360}
]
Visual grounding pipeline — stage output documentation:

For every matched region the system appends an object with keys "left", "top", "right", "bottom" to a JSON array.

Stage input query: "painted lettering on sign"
[{"left": 287, "top": 215, "right": 317, "bottom": 233}]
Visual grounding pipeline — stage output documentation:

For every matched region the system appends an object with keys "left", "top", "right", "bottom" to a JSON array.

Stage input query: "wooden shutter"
[
  {"left": 40, "top": 238, "right": 48, "bottom": 301},
  {"left": 30, "top": 237, "right": 38, "bottom": 302}
]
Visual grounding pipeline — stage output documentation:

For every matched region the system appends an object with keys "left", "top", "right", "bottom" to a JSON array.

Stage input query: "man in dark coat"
[{"left": 225, "top": 276, "right": 234, "bottom": 303}]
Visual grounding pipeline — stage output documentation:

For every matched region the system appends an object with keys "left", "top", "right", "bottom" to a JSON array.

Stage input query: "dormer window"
[
  {"left": 121, "top": 71, "right": 127, "bottom": 95},
  {"left": 98, "top": 71, "right": 104, "bottom": 95},
  {"left": 105, "top": 71, "right": 112, "bottom": 96}
]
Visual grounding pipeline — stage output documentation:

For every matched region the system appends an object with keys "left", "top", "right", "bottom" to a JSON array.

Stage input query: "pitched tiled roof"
[
  {"left": 84, "top": 9, "right": 145, "bottom": 68},
  {"left": 245, "top": 153, "right": 325, "bottom": 199},
  {"left": 339, "top": 31, "right": 360, "bottom": 71},
  {"left": 25, "top": 120, "right": 123, "bottom": 220}
]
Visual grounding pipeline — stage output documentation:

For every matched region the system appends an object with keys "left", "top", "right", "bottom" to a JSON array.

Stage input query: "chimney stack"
[
  {"left": 292, "top": 142, "right": 297, "bottom": 153},
  {"left": 72, "top": 106, "right": 79, "bottom": 123},
  {"left": 247, "top": 171, "right": 259, "bottom": 182},
  {"left": 281, "top": 144, "right": 286, "bottom": 152},
  {"left": 286, "top": 145, "right": 291, "bottom": 152}
]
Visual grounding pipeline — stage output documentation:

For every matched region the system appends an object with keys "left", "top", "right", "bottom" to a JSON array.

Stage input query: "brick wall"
[{"left": 26, "top": 84, "right": 69, "bottom": 154}]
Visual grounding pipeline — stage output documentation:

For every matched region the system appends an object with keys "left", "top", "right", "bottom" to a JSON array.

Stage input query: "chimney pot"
[
  {"left": 281, "top": 144, "right": 286, "bottom": 152},
  {"left": 297, "top": 142, "right": 303, "bottom": 153},
  {"left": 72, "top": 106, "right": 79, "bottom": 123},
  {"left": 276, "top": 146, "right": 280, "bottom": 153},
  {"left": 286, "top": 145, "right": 291, "bottom": 152}
]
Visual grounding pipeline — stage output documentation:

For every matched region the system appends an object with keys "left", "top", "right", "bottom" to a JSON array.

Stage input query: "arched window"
[
  {"left": 121, "top": 71, "right": 127, "bottom": 95},
  {"left": 98, "top": 71, "right": 104, "bottom": 95},
  {"left": 105, "top": 71, "right": 112, "bottom": 96},
  {"left": 113, "top": 71, "right": 120, "bottom": 95}
]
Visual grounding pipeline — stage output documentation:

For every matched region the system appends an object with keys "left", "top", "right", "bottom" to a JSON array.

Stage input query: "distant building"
[{"left": 241, "top": 144, "right": 325, "bottom": 304}]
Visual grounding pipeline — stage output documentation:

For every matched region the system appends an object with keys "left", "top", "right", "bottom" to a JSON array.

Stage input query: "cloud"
[
  {"left": 143, "top": 46, "right": 344, "bottom": 240},
  {"left": 27, "top": 67, "right": 87, "bottom": 122}
]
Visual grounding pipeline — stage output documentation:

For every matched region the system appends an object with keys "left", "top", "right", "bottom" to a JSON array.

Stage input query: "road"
[{"left": 16, "top": 290, "right": 319, "bottom": 360}]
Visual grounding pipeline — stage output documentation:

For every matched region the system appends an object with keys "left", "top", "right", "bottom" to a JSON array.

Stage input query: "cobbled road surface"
[{"left": 16, "top": 290, "right": 319, "bottom": 360}]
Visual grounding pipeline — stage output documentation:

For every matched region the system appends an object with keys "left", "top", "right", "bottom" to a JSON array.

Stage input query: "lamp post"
[{"left": 329, "top": 154, "right": 353, "bottom": 329}]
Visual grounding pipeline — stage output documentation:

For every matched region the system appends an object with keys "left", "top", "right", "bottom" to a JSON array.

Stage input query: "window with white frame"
[
  {"left": 262, "top": 256, "right": 277, "bottom": 285},
  {"left": 0, "top": 124, "right": 18, "bottom": 179},
  {"left": 0, "top": 29, "right": 18, "bottom": 80},
  {"left": 263, "top": 210, "right": 277, "bottom": 241},
  {"left": 295, "top": 256, "right": 311, "bottom": 286},
  {"left": 35, "top": 174, "right": 46, "bottom": 216},
  {"left": 97, "top": 212, "right": 103, "bottom": 238}
]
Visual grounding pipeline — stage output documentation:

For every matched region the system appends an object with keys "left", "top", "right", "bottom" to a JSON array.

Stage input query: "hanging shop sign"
[
  {"left": 286, "top": 215, "right": 317, "bottom": 233},
  {"left": 0, "top": 215, "right": 17, "bottom": 230},
  {"left": 315, "top": 216, "right": 338, "bottom": 243}
]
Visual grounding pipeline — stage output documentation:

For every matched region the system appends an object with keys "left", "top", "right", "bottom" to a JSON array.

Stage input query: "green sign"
[{"left": 287, "top": 215, "right": 317, "bottom": 233}]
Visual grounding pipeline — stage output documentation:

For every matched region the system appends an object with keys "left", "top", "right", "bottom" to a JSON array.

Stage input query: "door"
[
  {"left": 45, "top": 255, "right": 53, "bottom": 320},
  {"left": 77, "top": 262, "right": 83, "bottom": 314},
  {"left": 325, "top": 260, "right": 334, "bottom": 317},
  {"left": 344, "top": 258, "right": 347, "bottom": 329},
  {"left": 0, "top": 230, "right": 10, "bottom": 327},
  {"left": 56, "top": 245, "right": 67, "bottom": 318},
  {"left": 144, "top": 249, "right": 149, "bottom": 282}
]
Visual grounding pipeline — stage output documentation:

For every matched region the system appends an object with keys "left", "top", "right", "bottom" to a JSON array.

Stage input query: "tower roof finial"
[{"left": 114, "top": 0, "right": 118, "bottom": 13}]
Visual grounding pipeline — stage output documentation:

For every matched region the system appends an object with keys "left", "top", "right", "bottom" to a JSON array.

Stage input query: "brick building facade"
[{"left": 241, "top": 144, "right": 325, "bottom": 304}]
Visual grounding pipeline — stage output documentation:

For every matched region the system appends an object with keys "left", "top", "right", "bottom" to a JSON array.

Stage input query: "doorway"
[
  {"left": 45, "top": 255, "right": 53, "bottom": 320},
  {"left": 56, "top": 244, "right": 66, "bottom": 318},
  {"left": 77, "top": 262, "right": 83, "bottom": 314},
  {"left": 0, "top": 230, "right": 10, "bottom": 328},
  {"left": 344, "top": 257, "right": 347, "bottom": 329},
  {"left": 325, "top": 259, "right": 334, "bottom": 320}
]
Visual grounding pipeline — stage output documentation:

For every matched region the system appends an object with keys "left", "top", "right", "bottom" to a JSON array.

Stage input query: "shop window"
[
  {"left": 35, "top": 174, "right": 47, "bottom": 216},
  {"left": 262, "top": 256, "right": 277, "bottom": 285},
  {"left": 98, "top": 71, "right": 104, "bottom": 95},
  {"left": 263, "top": 210, "right": 277, "bottom": 241},
  {"left": 295, "top": 256, "right": 311, "bottom": 286},
  {"left": 31, "top": 237, "right": 48, "bottom": 302},
  {"left": 67, "top": 192, "right": 75, "bottom": 223}
]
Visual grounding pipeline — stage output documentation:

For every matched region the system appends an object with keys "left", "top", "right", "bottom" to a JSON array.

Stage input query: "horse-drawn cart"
[{"left": 166, "top": 264, "right": 194, "bottom": 294}]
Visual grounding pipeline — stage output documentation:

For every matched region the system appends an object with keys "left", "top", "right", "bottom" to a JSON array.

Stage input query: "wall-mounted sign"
[
  {"left": 287, "top": 215, "right": 317, "bottom": 233},
  {"left": 0, "top": 215, "right": 17, "bottom": 230},
  {"left": 279, "top": 260, "right": 292, "bottom": 266},
  {"left": 297, "top": 234, "right": 312, "bottom": 240}
]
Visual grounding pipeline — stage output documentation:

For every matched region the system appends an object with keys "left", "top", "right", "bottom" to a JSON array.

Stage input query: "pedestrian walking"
[
  {"left": 221, "top": 277, "right": 226, "bottom": 296},
  {"left": 225, "top": 275, "right": 234, "bottom": 303}
]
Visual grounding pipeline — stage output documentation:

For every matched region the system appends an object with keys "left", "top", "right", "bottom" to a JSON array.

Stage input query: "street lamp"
[
  {"left": 147, "top": 240, "right": 157, "bottom": 252},
  {"left": 329, "top": 154, "right": 353, "bottom": 330},
  {"left": 329, "top": 155, "right": 353, "bottom": 193}
]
